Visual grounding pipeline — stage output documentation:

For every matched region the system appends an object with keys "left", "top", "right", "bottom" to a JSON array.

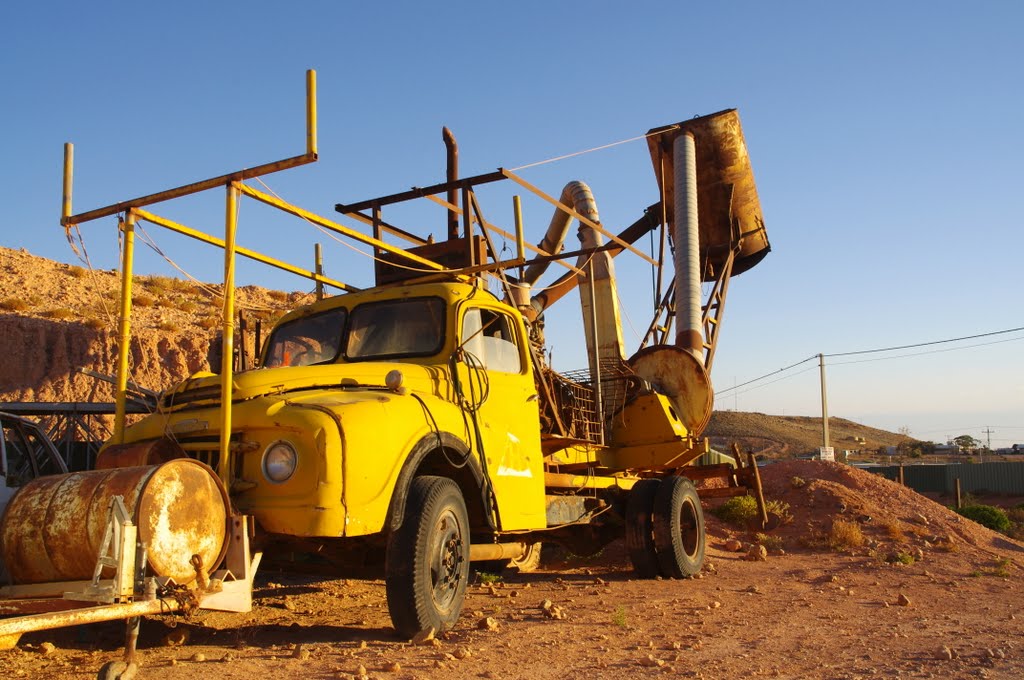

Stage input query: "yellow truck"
[{"left": 1, "top": 71, "right": 772, "bottom": 642}]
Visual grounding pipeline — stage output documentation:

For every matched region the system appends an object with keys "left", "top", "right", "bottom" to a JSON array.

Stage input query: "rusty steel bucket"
[
  {"left": 0, "top": 459, "right": 228, "bottom": 585},
  {"left": 646, "top": 109, "right": 770, "bottom": 279}
]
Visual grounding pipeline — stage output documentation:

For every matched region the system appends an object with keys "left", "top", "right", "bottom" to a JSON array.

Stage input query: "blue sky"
[{"left": 2, "top": 2, "right": 1022, "bottom": 446}]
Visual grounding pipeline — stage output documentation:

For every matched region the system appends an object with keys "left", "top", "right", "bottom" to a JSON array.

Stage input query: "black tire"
[
  {"left": 652, "top": 476, "right": 705, "bottom": 578},
  {"left": 625, "top": 479, "right": 661, "bottom": 578},
  {"left": 385, "top": 476, "right": 470, "bottom": 638}
]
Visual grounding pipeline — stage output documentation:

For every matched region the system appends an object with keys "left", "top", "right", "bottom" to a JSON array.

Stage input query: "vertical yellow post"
[
  {"left": 113, "top": 213, "right": 136, "bottom": 444},
  {"left": 62, "top": 143, "right": 74, "bottom": 225},
  {"left": 513, "top": 195, "right": 525, "bottom": 263},
  {"left": 219, "top": 182, "right": 239, "bottom": 486},
  {"left": 306, "top": 69, "right": 317, "bottom": 157}
]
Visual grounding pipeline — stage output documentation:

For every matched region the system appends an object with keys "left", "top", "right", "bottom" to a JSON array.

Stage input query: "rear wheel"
[
  {"left": 385, "top": 476, "right": 470, "bottom": 637},
  {"left": 652, "top": 476, "right": 705, "bottom": 578},
  {"left": 625, "top": 479, "right": 661, "bottom": 578}
]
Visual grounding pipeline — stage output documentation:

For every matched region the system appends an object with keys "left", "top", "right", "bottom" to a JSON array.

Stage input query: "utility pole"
[
  {"left": 819, "top": 353, "right": 830, "bottom": 450},
  {"left": 982, "top": 426, "right": 994, "bottom": 461}
]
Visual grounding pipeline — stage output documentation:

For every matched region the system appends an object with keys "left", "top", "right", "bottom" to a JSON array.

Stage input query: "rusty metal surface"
[
  {"left": 0, "top": 598, "right": 177, "bottom": 645},
  {"left": 646, "top": 109, "right": 770, "bottom": 278},
  {"left": 95, "top": 437, "right": 186, "bottom": 469},
  {"left": 1, "top": 460, "right": 228, "bottom": 585},
  {"left": 627, "top": 345, "right": 713, "bottom": 435}
]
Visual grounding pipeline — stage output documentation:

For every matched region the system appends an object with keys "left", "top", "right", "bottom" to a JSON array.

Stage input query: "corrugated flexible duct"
[{"left": 673, "top": 132, "right": 703, "bottom": 362}]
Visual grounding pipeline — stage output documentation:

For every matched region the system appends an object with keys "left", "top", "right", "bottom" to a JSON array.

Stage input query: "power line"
[
  {"left": 823, "top": 326, "right": 1024, "bottom": 358},
  {"left": 718, "top": 325, "right": 1024, "bottom": 396},
  {"left": 716, "top": 355, "right": 817, "bottom": 396},
  {"left": 828, "top": 334, "right": 1024, "bottom": 366}
]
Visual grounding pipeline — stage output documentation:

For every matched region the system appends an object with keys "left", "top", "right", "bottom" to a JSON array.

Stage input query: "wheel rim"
[
  {"left": 428, "top": 508, "right": 465, "bottom": 614},
  {"left": 679, "top": 496, "right": 700, "bottom": 558}
]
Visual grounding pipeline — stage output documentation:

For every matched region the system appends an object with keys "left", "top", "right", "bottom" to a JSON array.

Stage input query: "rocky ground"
[{"left": 3, "top": 461, "right": 1022, "bottom": 679}]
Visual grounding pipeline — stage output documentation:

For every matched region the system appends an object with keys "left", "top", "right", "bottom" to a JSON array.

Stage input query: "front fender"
[{"left": 384, "top": 431, "right": 492, "bottom": 534}]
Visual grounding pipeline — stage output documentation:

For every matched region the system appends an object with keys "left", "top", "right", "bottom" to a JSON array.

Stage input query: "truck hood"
[{"left": 161, "top": 362, "right": 447, "bottom": 409}]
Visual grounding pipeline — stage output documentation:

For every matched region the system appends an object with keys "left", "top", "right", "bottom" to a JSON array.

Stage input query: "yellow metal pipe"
[
  {"left": 62, "top": 143, "right": 73, "bottom": 226},
  {"left": 469, "top": 542, "right": 528, "bottom": 562},
  {"left": 513, "top": 195, "right": 525, "bottom": 264},
  {"left": 113, "top": 214, "right": 136, "bottom": 444},
  {"left": 219, "top": 183, "right": 239, "bottom": 486},
  {"left": 63, "top": 153, "right": 316, "bottom": 228},
  {"left": 235, "top": 183, "right": 447, "bottom": 273},
  {"left": 543, "top": 471, "right": 638, "bottom": 491},
  {"left": 133, "top": 208, "right": 357, "bottom": 292},
  {"left": 306, "top": 69, "right": 317, "bottom": 157}
]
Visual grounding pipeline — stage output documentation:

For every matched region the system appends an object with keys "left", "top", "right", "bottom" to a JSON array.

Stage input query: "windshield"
[
  {"left": 346, "top": 298, "right": 445, "bottom": 360},
  {"left": 263, "top": 308, "right": 347, "bottom": 368}
]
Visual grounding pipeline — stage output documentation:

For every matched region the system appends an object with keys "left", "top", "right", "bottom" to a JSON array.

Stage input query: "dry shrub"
[
  {"left": 134, "top": 294, "right": 155, "bottom": 307},
  {"left": 0, "top": 297, "right": 29, "bottom": 312},
  {"left": 157, "top": 320, "right": 179, "bottom": 332},
  {"left": 881, "top": 520, "right": 905, "bottom": 541},
  {"left": 268, "top": 290, "right": 288, "bottom": 302},
  {"left": 84, "top": 317, "right": 107, "bottom": 330},
  {"left": 42, "top": 308, "right": 75, "bottom": 320},
  {"left": 178, "top": 300, "right": 199, "bottom": 313},
  {"left": 829, "top": 520, "right": 864, "bottom": 551},
  {"left": 755, "top": 533, "right": 783, "bottom": 551},
  {"left": 198, "top": 316, "right": 218, "bottom": 330}
]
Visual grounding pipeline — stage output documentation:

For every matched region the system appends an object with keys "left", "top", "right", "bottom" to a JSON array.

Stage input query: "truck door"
[{"left": 458, "top": 306, "right": 546, "bottom": 531}]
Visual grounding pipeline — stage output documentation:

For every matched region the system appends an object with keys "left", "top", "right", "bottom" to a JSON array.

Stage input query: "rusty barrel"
[
  {"left": 0, "top": 459, "right": 228, "bottom": 585},
  {"left": 646, "top": 109, "right": 770, "bottom": 279}
]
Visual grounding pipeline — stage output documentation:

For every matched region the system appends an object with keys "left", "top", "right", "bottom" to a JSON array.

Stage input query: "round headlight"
[{"left": 262, "top": 441, "right": 297, "bottom": 483}]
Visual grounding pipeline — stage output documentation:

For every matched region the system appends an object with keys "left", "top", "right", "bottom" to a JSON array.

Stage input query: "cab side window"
[{"left": 462, "top": 308, "right": 522, "bottom": 374}]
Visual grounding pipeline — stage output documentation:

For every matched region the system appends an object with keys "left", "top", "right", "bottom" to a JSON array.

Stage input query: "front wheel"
[{"left": 385, "top": 476, "right": 470, "bottom": 638}]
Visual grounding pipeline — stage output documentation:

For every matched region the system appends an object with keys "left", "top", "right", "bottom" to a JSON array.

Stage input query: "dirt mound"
[{"left": 717, "top": 460, "right": 1023, "bottom": 566}]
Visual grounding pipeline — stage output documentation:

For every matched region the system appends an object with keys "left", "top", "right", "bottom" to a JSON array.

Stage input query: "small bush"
[
  {"left": 766, "top": 499, "right": 793, "bottom": 525},
  {"left": 790, "top": 476, "right": 806, "bottom": 489},
  {"left": 157, "top": 320, "right": 179, "bottom": 332},
  {"left": 0, "top": 297, "right": 29, "bottom": 312},
  {"left": 268, "top": 290, "right": 289, "bottom": 302},
  {"left": 477, "top": 571, "right": 501, "bottom": 585},
  {"left": 178, "top": 300, "right": 198, "bottom": 313},
  {"left": 42, "top": 308, "right": 75, "bottom": 320},
  {"left": 956, "top": 504, "right": 1011, "bottom": 534},
  {"left": 611, "top": 605, "right": 628, "bottom": 628},
  {"left": 68, "top": 265, "right": 87, "bottom": 278},
  {"left": 84, "top": 317, "right": 107, "bottom": 330},
  {"left": 198, "top": 316, "right": 219, "bottom": 330},
  {"left": 755, "top": 533, "right": 783, "bottom": 551},
  {"left": 712, "top": 496, "right": 759, "bottom": 525},
  {"left": 881, "top": 520, "right": 905, "bottom": 541},
  {"left": 829, "top": 520, "right": 864, "bottom": 551},
  {"left": 133, "top": 294, "right": 155, "bottom": 307},
  {"left": 887, "top": 551, "right": 916, "bottom": 565}
]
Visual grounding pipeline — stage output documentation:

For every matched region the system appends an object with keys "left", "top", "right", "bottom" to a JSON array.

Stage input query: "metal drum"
[
  {"left": 0, "top": 459, "right": 228, "bottom": 585},
  {"left": 94, "top": 437, "right": 186, "bottom": 469},
  {"left": 646, "top": 109, "right": 770, "bottom": 278}
]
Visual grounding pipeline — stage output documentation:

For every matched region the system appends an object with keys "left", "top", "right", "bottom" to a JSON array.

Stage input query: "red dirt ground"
[{"left": 3, "top": 461, "right": 1023, "bottom": 679}]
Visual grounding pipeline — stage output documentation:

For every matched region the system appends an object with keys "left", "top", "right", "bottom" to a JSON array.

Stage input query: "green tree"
[{"left": 953, "top": 435, "right": 980, "bottom": 451}]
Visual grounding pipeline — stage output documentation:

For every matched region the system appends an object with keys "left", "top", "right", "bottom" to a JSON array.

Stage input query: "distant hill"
[{"left": 705, "top": 410, "right": 914, "bottom": 459}]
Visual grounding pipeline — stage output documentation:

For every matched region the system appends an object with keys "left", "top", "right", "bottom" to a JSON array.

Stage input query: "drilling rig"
[{"left": 0, "top": 71, "right": 771, "bottom": 650}]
